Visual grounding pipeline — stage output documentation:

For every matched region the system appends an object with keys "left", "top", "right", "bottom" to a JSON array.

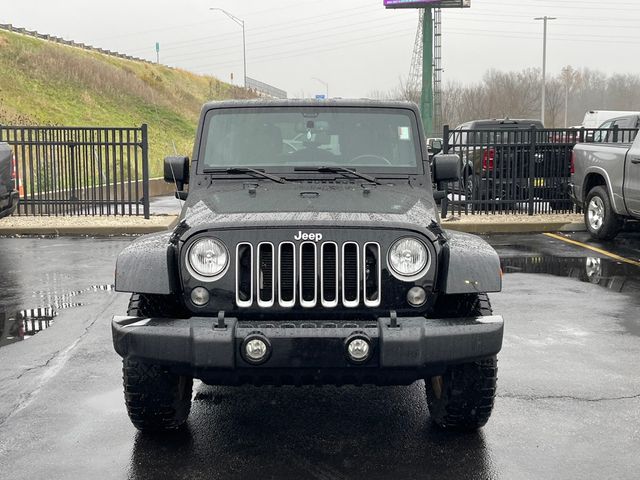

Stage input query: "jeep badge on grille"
[{"left": 294, "top": 231, "right": 323, "bottom": 242}]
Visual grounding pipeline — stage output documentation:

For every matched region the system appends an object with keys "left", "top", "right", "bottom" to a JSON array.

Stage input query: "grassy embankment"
[{"left": 0, "top": 29, "right": 248, "bottom": 177}]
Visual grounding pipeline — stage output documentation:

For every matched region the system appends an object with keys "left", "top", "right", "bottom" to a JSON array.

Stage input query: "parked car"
[
  {"left": 570, "top": 131, "right": 640, "bottom": 239},
  {"left": 0, "top": 142, "right": 19, "bottom": 219},
  {"left": 111, "top": 99, "right": 504, "bottom": 433}
]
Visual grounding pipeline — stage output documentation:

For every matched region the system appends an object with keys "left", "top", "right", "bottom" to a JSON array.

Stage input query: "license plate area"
[{"left": 235, "top": 323, "right": 379, "bottom": 368}]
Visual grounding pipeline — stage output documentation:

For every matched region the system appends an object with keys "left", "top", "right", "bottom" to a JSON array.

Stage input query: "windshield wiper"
[
  {"left": 203, "top": 167, "right": 287, "bottom": 184},
  {"left": 294, "top": 166, "right": 380, "bottom": 185}
]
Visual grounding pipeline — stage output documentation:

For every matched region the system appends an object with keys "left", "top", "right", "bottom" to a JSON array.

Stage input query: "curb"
[
  {"left": 1, "top": 217, "right": 587, "bottom": 236},
  {"left": 442, "top": 221, "right": 587, "bottom": 234},
  {"left": 0, "top": 216, "right": 178, "bottom": 236}
]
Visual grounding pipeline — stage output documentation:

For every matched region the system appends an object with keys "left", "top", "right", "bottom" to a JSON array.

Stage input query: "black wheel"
[
  {"left": 426, "top": 293, "right": 498, "bottom": 431},
  {"left": 127, "top": 293, "right": 189, "bottom": 318},
  {"left": 122, "top": 294, "right": 192, "bottom": 432},
  {"left": 123, "top": 359, "right": 192, "bottom": 432},
  {"left": 585, "top": 186, "right": 621, "bottom": 240}
]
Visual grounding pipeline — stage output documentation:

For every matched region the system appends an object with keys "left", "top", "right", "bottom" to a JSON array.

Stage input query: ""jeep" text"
[{"left": 294, "top": 231, "right": 323, "bottom": 242}]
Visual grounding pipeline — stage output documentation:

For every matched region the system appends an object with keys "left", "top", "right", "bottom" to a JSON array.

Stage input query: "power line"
[
  {"left": 125, "top": 3, "right": 383, "bottom": 55},
  {"left": 161, "top": 16, "right": 418, "bottom": 64}
]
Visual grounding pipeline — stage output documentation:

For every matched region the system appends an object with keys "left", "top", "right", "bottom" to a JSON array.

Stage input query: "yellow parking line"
[{"left": 543, "top": 233, "right": 640, "bottom": 268}]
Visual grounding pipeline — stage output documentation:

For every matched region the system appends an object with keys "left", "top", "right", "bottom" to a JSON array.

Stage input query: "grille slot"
[
  {"left": 236, "top": 243, "right": 253, "bottom": 307},
  {"left": 342, "top": 242, "right": 360, "bottom": 308},
  {"left": 257, "top": 243, "right": 274, "bottom": 307},
  {"left": 364, "top": 243, "right": 381, "bottom": 307},
  {"left": 321, "top": 242, "right": 338, "bottom": 307},
  {"left": 300, "top": 242, "right": 317, "bottom": 307},
  {"left": 278, "top": 242, "right": 296, "bottom": 307}
]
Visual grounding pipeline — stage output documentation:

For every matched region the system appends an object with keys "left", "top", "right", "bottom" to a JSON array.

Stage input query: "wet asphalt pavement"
[{"left": 0, "top": 231, "right": 639, "bottom": 479}]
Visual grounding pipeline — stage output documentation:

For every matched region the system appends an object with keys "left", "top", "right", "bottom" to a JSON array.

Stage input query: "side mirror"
[
  {"left": 164, "top": 156, "right": 190, "bottom": 191},
  {"left": 432, "top": 153, "right": 460, "bottom": 183}
]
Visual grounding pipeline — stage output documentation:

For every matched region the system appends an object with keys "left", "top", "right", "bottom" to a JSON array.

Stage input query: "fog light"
[
  {"left": 407, "top": 286, "right": 427, "bottom": 307},
  {"left": 242, "top": 334, "right": 271, "bottom": 364},
  {"left": 191, "top": 287, "right": 210, "bottom": 306},
  {"left": 346, "top": 336, "right": 371, "bottom": 363}
]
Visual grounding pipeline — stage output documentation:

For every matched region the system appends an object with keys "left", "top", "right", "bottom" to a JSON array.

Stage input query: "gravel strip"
[
  {"left": 1, "top": 215, "right": 177, "bottom": 228},
  {"left": 442, "top": 214, "right": 583, "bottom": 225}
]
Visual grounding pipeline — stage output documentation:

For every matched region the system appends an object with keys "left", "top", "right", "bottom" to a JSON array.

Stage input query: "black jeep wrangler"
[{"left": 112, "top": 100, "right": 504, "bottom": 432}]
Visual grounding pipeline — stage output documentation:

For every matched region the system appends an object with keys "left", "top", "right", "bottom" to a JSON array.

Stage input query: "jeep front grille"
[{"left": 235, "top": 241, "right": 381, "bottom": 309}]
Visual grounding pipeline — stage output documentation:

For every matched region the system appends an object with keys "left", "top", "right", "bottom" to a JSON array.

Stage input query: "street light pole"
[
  {"left": 535, "top": 16, "right": 556, "bottom": 125},
  {"left": 311, "top": 77, "right": 329, "bottom": 98},
  {"left": 210, "top": 8, "right": 246, "bottom": 87}
]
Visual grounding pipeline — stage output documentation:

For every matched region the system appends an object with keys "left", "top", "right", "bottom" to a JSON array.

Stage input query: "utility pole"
[
  {"left": 561, "top": 65, "right": 577, "bottom": 128},
  {"left": 210, "top": 8, "right": 247, "bottom": 87},
  {"left": 421, "top": 8, "right": 434, "bottom": 136},
  {"left": 535, "top": 16, "right": 556, "bottom": 125}
]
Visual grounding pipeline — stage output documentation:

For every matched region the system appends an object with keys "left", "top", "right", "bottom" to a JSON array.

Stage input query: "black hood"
[{"left": 180, "top": 183, "right": 438, "bottom": 232}]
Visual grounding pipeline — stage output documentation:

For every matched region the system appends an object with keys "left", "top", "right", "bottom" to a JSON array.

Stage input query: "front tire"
[
  {"left": 426, "top": 293, "right": 498, "bottom": 431},
  {"left": 123, "top": 359, "right": 193, "bottom": 432},
  {"left": 122, "top": 294, "right": 192, "bottom": 432},
  {"left": 585, "top": 186, "right": 621, "bottom": 240}
]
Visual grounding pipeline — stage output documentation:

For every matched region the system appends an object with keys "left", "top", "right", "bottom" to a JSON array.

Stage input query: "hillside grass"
[{"left": 0, "top": 29, "right": 252, "bottom": 177}]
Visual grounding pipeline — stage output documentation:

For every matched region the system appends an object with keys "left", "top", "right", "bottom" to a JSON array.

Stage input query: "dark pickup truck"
[
  {"left": 111, "top": 99, "right": 504, "bottom": 434},
  {"left": 0, "top": 143, "right": 19, "bottom": 219}
]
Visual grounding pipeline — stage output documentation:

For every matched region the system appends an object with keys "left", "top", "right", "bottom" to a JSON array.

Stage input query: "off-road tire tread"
[
  {"left": 426, "top": 293, "right": 498, "bottom": 431},
  {"left": 585, "top": 186, "right": 621, "bottom": 240},
  {"left": 123, "top": 293, "right": 192, "bottom": 432},
  {"left": 127, "top": 293, "right": 188, "bottom": 318},
  {"left": 123, "top": 359, "right": 192, "bottom": 432}
]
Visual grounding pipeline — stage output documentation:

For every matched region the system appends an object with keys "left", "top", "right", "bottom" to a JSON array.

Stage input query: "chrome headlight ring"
[{"left": 186, "top": 237, "right": 230, "bottom": 281}]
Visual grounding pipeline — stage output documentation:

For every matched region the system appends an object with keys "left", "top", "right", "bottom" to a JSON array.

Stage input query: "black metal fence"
[
  {"left": 0, "top": 125, "right": 149, "bottom": 217},
  {"left": 441, "top": 125, "right": 638, "bottom": 216}
]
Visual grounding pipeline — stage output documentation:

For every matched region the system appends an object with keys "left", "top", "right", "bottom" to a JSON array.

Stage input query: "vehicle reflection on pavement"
[
  {"left": 501, "top": 255, "right": 640, "bottom": 297},
  {"left": 129, "top": 383, "right": 496, "bottom": 480}
]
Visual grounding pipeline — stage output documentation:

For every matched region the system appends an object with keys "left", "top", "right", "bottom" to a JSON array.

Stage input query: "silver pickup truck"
[{"left": 570, "top": 133, "right": 640, "bottom": 239}]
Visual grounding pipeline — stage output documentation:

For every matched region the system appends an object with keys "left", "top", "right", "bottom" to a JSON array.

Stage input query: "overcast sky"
[{"left": 2, "top": 0, "right": 640, "bottom": 98}]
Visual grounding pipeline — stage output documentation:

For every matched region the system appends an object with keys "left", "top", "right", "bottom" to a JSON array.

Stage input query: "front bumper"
[{"left": 112, "top": 315, "right": 504, "bottom": 385}]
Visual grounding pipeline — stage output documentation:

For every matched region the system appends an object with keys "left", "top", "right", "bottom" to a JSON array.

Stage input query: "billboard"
[{"left": 384, "top": 0, "right": 470, "bottom": 8}]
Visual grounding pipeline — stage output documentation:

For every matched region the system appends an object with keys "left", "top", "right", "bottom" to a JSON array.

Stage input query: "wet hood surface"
[{"left": 180, "top": 183, "right": 438, "bottom": 231}]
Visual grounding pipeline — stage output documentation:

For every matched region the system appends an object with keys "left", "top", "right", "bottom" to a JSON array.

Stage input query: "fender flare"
[
  {"left": 115, "top": 232, "right": 177, "bottom": 294},
  {"left": 441, "top": 230, "right": 502, "bottom": 294}
]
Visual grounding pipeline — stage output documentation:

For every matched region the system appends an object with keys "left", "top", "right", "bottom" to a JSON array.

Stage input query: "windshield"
[{"left": 199, "top": 107, "right": 422, "bottom": 173}]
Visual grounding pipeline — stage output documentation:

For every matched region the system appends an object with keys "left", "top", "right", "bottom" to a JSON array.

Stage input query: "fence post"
[
  {"left": 440, "top": 125, "right": 450, "bottom": 219},
  {"left": 528, "top": 125, "right": 537, "bottom": 216},
  {"left": 612, "top": 124, "right": 619, "bottom": 143},
  {"left": 442, "top": 124, "right": 450, "bottom": 151},
  {"left": 141, "top": 124, "right": 150, "bottom": 219}
]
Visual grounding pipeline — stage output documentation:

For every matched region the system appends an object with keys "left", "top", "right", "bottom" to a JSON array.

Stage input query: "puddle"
[
  {"left": 500, "top": 255, "right": 640, "bottom": 296},
  {"left": 0, "top": 284, "right": 114, "bottom": 349}
]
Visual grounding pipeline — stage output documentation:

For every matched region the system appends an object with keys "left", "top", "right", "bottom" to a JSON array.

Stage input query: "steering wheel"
[{"left": 348, "top": 154, "right": 393, "bottom": 166}]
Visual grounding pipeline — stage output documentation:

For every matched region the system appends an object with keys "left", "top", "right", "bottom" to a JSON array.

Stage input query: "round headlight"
[
  {"left": 188, "top": 238, "right": 229, "bottom": 279},
  {"left": 388, "top": 237, "right": 429, "bottom": 278}
]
